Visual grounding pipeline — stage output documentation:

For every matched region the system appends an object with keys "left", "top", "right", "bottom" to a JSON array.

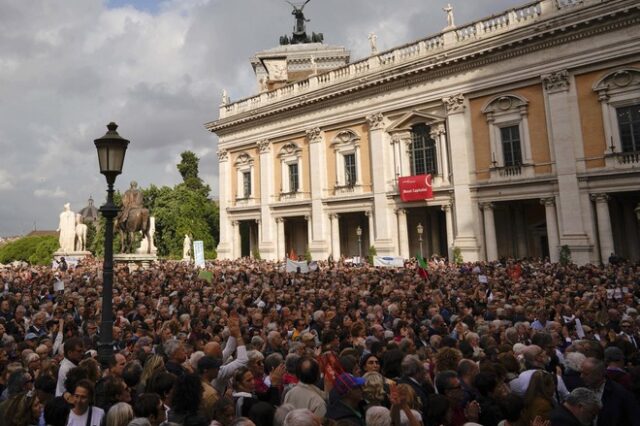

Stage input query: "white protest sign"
[{"left": 193, "top": 241, "right": 205, "bottom": 268}]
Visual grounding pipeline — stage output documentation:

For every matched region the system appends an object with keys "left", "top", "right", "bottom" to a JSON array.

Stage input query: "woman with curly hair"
[
  {"left": 167, "top": 373, "right": 207, "bottom": 426},
  {"left": 362, "top": 372, "right": 389, "bottom": 409},
  {"left": 434, "top": 347, "right": 462, "bottom": 373}
]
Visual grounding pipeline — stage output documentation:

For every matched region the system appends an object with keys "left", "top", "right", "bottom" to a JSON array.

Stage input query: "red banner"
[{"left": 398, "top": 174, "right": 433, "bottom": 202}]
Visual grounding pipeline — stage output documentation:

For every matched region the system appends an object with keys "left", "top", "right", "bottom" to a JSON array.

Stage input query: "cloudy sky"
[{"left": 0, "top": 0, "right": 520, "bottom": 236}]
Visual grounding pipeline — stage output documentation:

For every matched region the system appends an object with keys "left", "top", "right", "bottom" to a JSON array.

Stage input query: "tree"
[
  {"left": 0, "top": 235, "right": 58, "bottom": 265},
  {"left": 177, "top": 151, "right": 211, "bottom": 196}
]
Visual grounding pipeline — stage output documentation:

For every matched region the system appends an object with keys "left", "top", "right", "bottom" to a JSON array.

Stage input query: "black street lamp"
[
  {"left": 417, "top": 223, "right": 424, "bottom": 259},
  {"left": 356, "top": 225, "right": 362, "bottom": 264},
  {"left": 94, "top": 122, "right": 129, "bottom": 366}
]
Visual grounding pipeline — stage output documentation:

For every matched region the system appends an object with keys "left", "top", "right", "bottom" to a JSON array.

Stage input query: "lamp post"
[
  {"left": 417, "top": 223, "right": 424, "bottom": 259},
  {"left": 356, "top": 225, "right": 362, "bottom": 264},
  {"left": 94, "top": 122, "right": 129, "bottom": 366}
]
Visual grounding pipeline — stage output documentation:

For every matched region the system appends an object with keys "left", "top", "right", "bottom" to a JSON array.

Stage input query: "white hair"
[
  {"left": 366, "top": 406, "right": 391, "bottom": 426},
  {"left": 563, "top": 351, "right": 587, "bottom": 372},
  {"left": 284, "top": 409, "right": 319, "bottom": 426}
]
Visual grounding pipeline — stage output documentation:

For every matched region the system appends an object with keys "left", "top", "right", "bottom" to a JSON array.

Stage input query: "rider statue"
[{"left": 118, "top": 181, "right": 144, "bottom": 225}]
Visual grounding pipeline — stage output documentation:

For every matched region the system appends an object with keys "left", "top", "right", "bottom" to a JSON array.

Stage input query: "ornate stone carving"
[
  {"left": 590, "top": 193, "right": 609, "bottom": 203},
  {"left": 256, "top": 139, "right": 271, "bottom": 154},
  {"left": 395, "top": 208, "right": 407, "bottom": 215},
  {"left": 306, "top": 127, "right": 322, "bottom": 144},
  {"left": 542, "top": 70, "right": 570, "bottom": 93},
  {"left": 443, "top": 94, "right": 465, "bottom": 113},
  {"left": 217, "top": 148, "right": 229, "bottom": 162},
  {"left": 479, "top": 202, "right": 494, "bottom": 211},
  {"left": 441, "top": 202, "right": 452, "bottom": 212},
  {"left": 366, "top": 112, "right": 385, "bottom": 130},
  {"left": 232, "top": 220, "right": 239, "bottom": 226},
  {"left": 540, "top": 197, "right": 555, "bottom": 207},
  {"left": 429, "top": 123, "right": 446, "bottom": 139}
]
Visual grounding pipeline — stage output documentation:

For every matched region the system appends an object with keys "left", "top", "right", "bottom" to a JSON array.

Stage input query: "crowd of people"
[{"left": 0, "top": 255, "right": 638, "bottom": 426}]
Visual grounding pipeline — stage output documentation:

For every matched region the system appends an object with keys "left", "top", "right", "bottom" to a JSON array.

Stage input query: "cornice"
[{"left": 207, "top": 3, "right": 640, "bottom": 135}]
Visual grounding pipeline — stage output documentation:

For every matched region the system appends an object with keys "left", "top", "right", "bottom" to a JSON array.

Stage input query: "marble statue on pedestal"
[
  {"left": 443, "top": 3, "right": 455, "bottom": 29},
  {"left": 75, "top": 214, "right": 87, "bottom": 252},
  {"left": 368, "top": 32, "right": 378, "bottom": 54},
  {"left": 136, "top": 217, "right": 157, "bottom": 255},
  {"left": 183, "top": 234, "right": 192, "bottom": 260},
  {"left": 57, "top": 203, "right": 76, "bottom": 253}
]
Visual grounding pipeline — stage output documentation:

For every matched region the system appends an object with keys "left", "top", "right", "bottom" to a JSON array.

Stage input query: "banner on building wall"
[
  {"left": 373, "top": 256, "right": 405, "bottom": 268},
  {"left": 398, "top": 174, "right": 433, "bottom": 202},
  {"left": 193, "top": 241, "right": 205, "bottom": 268}
]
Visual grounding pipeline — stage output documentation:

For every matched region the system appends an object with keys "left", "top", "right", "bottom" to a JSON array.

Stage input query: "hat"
[
  {"left": 334, "top": 373, "right": 365, "bottom": 396},
  {"left": 25, "top": 333, "right": 39, "bottom": 341}
]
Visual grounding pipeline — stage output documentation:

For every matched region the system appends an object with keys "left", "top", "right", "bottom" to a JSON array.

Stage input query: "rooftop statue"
[
  {"left": 280, "top": 0, "right": 323, "bottom": 45},
  {"left": 287, "top": 0, "right": 311, "bottom": 35}
]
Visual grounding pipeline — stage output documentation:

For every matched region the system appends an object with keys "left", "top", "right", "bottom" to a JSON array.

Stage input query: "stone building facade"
[{"left": 207, "top": 0, "right": 640, "bottom": 264}]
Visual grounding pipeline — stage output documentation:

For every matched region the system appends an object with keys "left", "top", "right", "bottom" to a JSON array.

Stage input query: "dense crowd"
[{"left": 0, "top": 256, "right": 639, "bottom": 426}]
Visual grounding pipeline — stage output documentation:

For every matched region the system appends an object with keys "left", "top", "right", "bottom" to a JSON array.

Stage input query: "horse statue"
[
  {"left": 75, "top": 214, "right": 88, "bottom": 252},
  {"left": 116, "top": 208, "right": 151, "bottom": 254}
]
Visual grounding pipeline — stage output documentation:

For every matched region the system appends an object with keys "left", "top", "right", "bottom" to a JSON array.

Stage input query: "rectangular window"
[
  {"left": 617, "top": 105, "right": 640, "bottom": 152},
  {"left": 242, "top": 171, "right": 251, "bottom": 198},
  {"left": 344, "top": 153, "right": 357, "bottom": 186},
  {"left": 500, "top": 125, "right": 522, "bottom": 167},
  {"left": 288, "top": 163, "right": 299, "bottom": 192}
]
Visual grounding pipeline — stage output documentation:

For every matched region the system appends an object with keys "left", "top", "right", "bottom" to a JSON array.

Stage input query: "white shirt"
[
  {"left": 56, "top": 357, "right": 77, "bottom": 396},
  {"left": 66, "top": 406, "right": 104, "bottom": 426}
]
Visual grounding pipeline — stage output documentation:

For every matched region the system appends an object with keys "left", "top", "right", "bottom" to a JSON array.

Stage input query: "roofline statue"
[{"left": 280, "top": 0, "right": 322, "bottom": 45}]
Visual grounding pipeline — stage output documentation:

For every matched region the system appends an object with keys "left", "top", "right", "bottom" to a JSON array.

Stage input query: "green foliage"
[
  {"left": 0, "top": 236, "right": 58, "bottom": 265},
  {"left": 304, "top": 248, "right": 312, "bottom": 262},
  {"left": 176, "top": 151, "right": 211, "bottom": 196},
  {"left": 560, "top": 245, "right": 572, "bottom": 266},
  {"left": 453, "top": 247, "right": 463, "bottom": 265},
  {"left": 90, "top": 192, "right": 123, "bottom": 256},
  {"left": 253, "top": 248, "right": 262, "bottom": 260},
  {"left": 368, "top": 245, "right": 377, "bottom": 264}
]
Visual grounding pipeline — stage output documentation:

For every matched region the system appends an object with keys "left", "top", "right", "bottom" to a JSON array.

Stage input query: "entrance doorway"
[
  {"left": 284, "top": 216, "right": 309, "bottom": 259},
  {"left": 492, "top": 199, "right": 547, "bottom": 259},
  {"left": 407, "top": 207, "right": 447, "bottom": 259},
  {"left": 609, "top": 191, "right": 640, "bottom": 261},
  {"left": 239, "top": 220, "right": 259, "bottom": 258},
  {"left": 339, "top": 212, "right": 370, "bottom": 258}
]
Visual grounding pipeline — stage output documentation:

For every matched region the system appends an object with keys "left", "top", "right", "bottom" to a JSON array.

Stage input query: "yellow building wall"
[
  {"left": 575, "top": 62, "right": 640, "bottom": 169},
  {"left": 324, "top": 124, "right": 372, "bottom": 192},
  {"left": 470, "top": 84, "right": 552, "bottom": 179}
]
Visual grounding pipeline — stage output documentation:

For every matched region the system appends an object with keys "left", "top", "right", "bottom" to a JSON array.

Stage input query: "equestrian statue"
[{"left": 116, "top": 181, "right": 151, "bottom": 254}]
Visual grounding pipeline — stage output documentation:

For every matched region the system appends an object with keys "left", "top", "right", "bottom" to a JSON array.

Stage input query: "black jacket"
[
  {"left": 598, "top": 379, "right": 640, "bottom": 426},
  {"left": 549, "top": 404, "right": 583, "bottom": 426},
  {"left": 326, "top": 400, "right": 365, "bottom": 426}
]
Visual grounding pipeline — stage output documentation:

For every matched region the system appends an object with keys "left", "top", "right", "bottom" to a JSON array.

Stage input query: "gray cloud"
[{"left": 0, "top": 0, "right": 521, "bottom": 236}]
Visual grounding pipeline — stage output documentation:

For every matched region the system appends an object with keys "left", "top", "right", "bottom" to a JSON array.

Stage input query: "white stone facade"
[{"left": 207, "top": 0, "right": 640, "bottom": 264}]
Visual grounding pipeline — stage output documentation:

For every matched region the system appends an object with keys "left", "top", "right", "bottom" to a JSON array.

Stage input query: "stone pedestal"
[
  {"left": 53, "top": 251, "right": 92, "bottom": 261},
  {"left": 113, "top": 253, "right": 158, "bottom": 269}
]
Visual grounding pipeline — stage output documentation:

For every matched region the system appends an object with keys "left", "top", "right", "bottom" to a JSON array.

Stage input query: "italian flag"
[{"left": 417, "top": 254, "right": 429, "bottom": 279}]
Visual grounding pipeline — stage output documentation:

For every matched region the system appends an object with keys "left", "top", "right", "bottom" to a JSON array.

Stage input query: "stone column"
[
  {"left": 255, "top": 219, "right": 261, "bottom": 247},
  {"left": 276, "top": 218, "right": 285, "bottom": 260},
  {"left": 481, "top": 203, "right": 498, "bottom": 261},
  {"left": 305, "top": 215, "right": 312, "bottom": 252},
  {"left": 330, "top": 214, "right": 341, "bottom": 259},
  {"left": 365, "top": 210, "right": 375, "bottom": 249},
  {"left": 232, "top": 221, "right": 241, "bottom": 259},
  {"left": 306, "top": 128, "right": 329, "bottom": 258},
  {"left": 367, "top": 113, "right": 395, "bottom": 255},
  {"left": 442, "top": 203, "right": 454, "bottom": 261},
  {"left": 257, "top": 140, "right": 276, "bottom": 259},
  {"left": 396, "top": 209, "right": 409, "bottom": 259},
  {"left": 431, "top": 124, "right": 449, "bottom": 183},
  {"left": 430, "top": 209, "right": 441, "bottom": 256},
  {"left": 444, "top": 93, "right": 480, "bottom": 261},
  {"left": 542, "top": 70, "right": 593, "bottom": 264},
  {"left": 623, "top": 203, "right": 640, "bottom": 261},
  {"left": 541, "top": 198, "right": 560, "bottom": 262},
  {"left": 591, "top": 193, "right": 614, "bottom": 264},
  {"left": 399, "top": 132, "right": 412, "bottom": 177},
  {"left": 216, "top": 149, "right": 233, "bottom": 259}
]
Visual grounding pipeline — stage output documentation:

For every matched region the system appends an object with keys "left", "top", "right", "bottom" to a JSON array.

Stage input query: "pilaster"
[
  {"left": 257, "top": 140, "right": 276, "bottom": 259},
  {"left": 480, "top": 203, "right": 498, "bottom": 261},
  {"left": 591, "top": 193, "right": 614, "bottom": 264},
  {"left": 216, "top": 148, "right": 233, "bottom": 259},
  {"left": 306, "top": 127, "right": 330, "bottom": 259},
  {"left": 542, "top": 70, "right": 593, "bottom": 264},
  {"left": 541, "top": 197, "right": 560, "bottom": 263},
  {"left": 444, "top": 93, "right": 481, "bottom": 261}
]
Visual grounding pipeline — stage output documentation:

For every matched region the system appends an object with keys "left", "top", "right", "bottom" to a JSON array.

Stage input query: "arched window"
[{"left": 410, "top": 124, "right": 438, "bottom": 176}]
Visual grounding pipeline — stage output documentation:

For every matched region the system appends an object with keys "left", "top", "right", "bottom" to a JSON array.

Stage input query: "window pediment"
[
  {"left": 481, "top": 94, "right": 529, "bottom": 119},
  {"left": 386, "top": 110, "right": 446, "bottom": 133},
  {"left": 278, "top": 142, "right": 302, "bottom": 159},
  {"left": 593, "top": 68, "right": 640, "bottom": 97},
  {"left": 234, "top": 152, "right": 254, "bottom": 166},
  {"left": 331, "top": 130, "right": 360, "bottom": 150}
]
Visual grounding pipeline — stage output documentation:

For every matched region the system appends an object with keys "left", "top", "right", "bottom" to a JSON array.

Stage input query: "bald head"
[{"left": 204, "top": 342, "right": 222, "bottom": 358}]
